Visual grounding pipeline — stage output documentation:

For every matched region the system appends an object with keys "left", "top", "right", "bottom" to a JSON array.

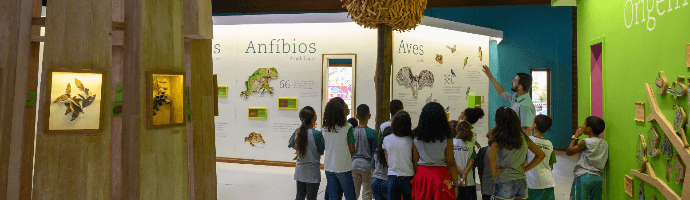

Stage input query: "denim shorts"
[{"left": 492, "top": 179, "right": 527, "bottom": 200}]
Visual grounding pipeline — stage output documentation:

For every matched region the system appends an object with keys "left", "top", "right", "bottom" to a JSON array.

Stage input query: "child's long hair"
[
  {"left": 455, "top": 121, "right": 473, "bottom": 142},
  {"left": 323, "top": 97, "right": 347, "bottom": 132},
  {"left": 413, "top": 102, "right": 452, "bottom": 143},
  {"left": 391, "top": 111, "right": 412, "bottom": 137},
  {"left": 489, "top": 107, "right": 524, "bottom": 150},
  {"left": 296, "top": 106, "right": 316, "bottom": 158},
  {"left": 377, "top": 127, "right": 393, "bottom": 167}
]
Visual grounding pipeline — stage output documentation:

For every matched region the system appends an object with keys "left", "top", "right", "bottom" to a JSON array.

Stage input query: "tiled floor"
[{"left": 217, "top": 151, "right": 577, "bottom": 200}]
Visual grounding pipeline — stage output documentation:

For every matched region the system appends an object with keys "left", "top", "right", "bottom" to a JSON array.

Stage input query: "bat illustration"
[
  {"left": 463, "top": 57, "right": 469, "bottom": 69},
  {"left": 396, "top": 67, "right": 434, "bottom": 96},
  {"left": 435, "top": 54, "right": 443, "bottom": 64},
  {"left": 446, "top": 45, "right": 456, "bottom": 53},
  {"left": 478, "top": 46, "right": 483, "bottom": 61}
]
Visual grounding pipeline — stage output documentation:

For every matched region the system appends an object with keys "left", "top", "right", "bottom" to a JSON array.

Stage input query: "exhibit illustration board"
[
  {"left": 392, "top": 25, "right": 491, "bottom": 140},
  {"left": 212, "top": 22, "right": 378, "bottom": 162},
  {"left": 47, "top": 71, "right": 104, "bottom": 132}
]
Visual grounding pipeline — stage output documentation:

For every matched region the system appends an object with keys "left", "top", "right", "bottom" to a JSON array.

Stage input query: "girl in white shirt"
[
  {"left": 382, "top": 111, "right": 415, "bottom": 200},
  {"left": 322, "top": 97, "right": 357, "bottom": 200}
]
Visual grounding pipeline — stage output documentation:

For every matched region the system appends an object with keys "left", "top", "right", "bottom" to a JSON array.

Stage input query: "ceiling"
[
  {"left": 41, "top": 0, "right": 553, "bottom": 14},
  {"left": 211, "top": 0, "right": 552, "bottom": 14}
]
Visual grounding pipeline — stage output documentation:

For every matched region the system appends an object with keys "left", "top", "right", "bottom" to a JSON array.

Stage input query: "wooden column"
[
  {"left": 0, "top": 0, "right": 34, "bottom": 198},
  {"left": 32, "top": 0, "right": 112, "bottom": 199},
  {"left": 122, "top": 0, "right": 190, "bottom": 199},
  {"left": 374, "top": 24, "right": 393, "bottom": 132},
  {"left": 188, "top": 39, "right": 217, "bottom": 200}
]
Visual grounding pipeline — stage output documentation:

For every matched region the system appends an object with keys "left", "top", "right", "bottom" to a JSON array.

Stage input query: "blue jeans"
[
  {"left": 325, "top": 171, "right": 357, "bottom": 200},
  {"left": 387, "top": 175, "right": 413, "bottom": 200},
  {"left": 372, "top": 178, "right": 389, "bottom": 200},
  {"left": 493, "top": 179, "right": 528, "bottom": 200}
]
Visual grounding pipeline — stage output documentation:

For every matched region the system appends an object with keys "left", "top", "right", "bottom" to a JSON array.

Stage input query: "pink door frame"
[{"left": 591, "top": 43, "right": 603, "bottom": 137}]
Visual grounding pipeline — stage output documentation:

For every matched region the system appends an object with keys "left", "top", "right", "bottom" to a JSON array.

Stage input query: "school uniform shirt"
[
  {"left": 526, "top": 136, "right": 557, "bottom": 189},
  {"left": 323, "top": 124, "right": 355, "bottom": 173},
  {"left": 372, "top": 147, "right": 388, "bottom": 181},
  {"left": 380, "top": 121, "right": 392, "bottom": 134},
  {"left": 414, "top": 138, "right": 449, "bottom": 166},
  {"left": 453, "top": 138, "right": 478, "bottom": 186},
  {"left": 288, "top": 128, "right": 326, "bottom": 183},
  {"left": 351, "top": 126, "right": 378, "bottom": 172},
  {"left": 477, "top": 146, "right": 495, "bottom": 195},
  {"left": 501, "top": 92, "right": 536, "bottom": 127},
  {"left": 495, "top": 133, "right": 529, "bottom": 183},
  {"left": 382, "top": 134, "right": 415, "bottom": 176},
  {"left": 574, "top": 137, "right": 609, "bottom": 178}
]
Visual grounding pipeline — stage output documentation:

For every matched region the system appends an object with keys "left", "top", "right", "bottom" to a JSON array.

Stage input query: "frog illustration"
[
  {"left": 240, "top": 68, "right": 279, "bottom": 98},
  {"left": 245, "top": 132, "right": 266, "bottom": 147}
]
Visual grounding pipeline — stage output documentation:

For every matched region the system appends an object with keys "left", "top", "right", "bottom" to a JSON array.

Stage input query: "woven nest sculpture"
[{"left": 340, "top": 0, "right": 428, "bottom": 32}]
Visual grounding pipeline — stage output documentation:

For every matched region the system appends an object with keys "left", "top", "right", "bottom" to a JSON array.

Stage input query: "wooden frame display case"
[
  {"left": 44, "top": 69, "right": 106, "bottom": 133},
  {"left": 146, "top": 72, "right": 186, "bottom": 129},
  {"left": 278, "top": 97, "right": 299, "bottom": 109}
]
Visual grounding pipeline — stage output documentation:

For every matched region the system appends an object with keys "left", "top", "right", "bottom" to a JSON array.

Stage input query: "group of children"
[{"left": 288, "top": 97, "right": 608, "bottom": 200}]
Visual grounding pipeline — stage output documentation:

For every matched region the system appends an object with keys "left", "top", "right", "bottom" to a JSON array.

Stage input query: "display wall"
[
  {"left": 212, "top": 22, "right": 378, "bottom": 162},
  {"left": 393, "top": 25, "right": 491, "bottom": 140},
  {"left": 425, "top": 5, "right": 574, "bottom": 148},
  {"left": 577, "top": 0, "right": 690, "bottom": 199},
  {"left": 212, "top": 15, "right": 499, "bottom": 163}
]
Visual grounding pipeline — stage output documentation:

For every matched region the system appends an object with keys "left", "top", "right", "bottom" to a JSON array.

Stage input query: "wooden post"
[
  {"left": 189, "top": 39, "right": 217, "bottom": 200},
  {"left": 0, "top": 0, "right": 35, "bottom": 198},
  {"left": 374, "top": 24, "right": 393, "bottom": 132}
]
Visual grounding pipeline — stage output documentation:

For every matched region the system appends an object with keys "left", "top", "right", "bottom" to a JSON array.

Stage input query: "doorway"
[
  {"left": 591, "top": 42, "right": 603, "bottom": 137},
  {"left": 322, "top": 54, "right": 357, "bottom": 119}
]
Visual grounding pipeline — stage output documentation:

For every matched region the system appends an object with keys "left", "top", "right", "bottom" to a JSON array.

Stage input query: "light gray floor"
[{"left": 217, "top": 151, "right": 577, "bottom": 200}]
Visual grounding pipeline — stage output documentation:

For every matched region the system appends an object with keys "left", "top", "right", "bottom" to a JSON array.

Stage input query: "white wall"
[
  {"left": 393, "top": 25, "right": 491, "bottom": 135},
  {"left": 212, "top": 23, "right": 378, "bottom": 162}
]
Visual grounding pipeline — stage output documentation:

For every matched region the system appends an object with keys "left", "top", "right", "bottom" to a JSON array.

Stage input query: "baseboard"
[{"left": 216, "top": 157, "right": 325, "bottom": 169}]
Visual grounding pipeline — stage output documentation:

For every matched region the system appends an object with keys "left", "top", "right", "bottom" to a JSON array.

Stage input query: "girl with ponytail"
[{"left": 288, "top": 106, "right": 324, "bottom": 200}]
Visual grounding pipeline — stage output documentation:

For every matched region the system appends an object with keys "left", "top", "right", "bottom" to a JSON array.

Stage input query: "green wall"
[{"left": 577, "top": 0, "right": 690, "bottom": 199}]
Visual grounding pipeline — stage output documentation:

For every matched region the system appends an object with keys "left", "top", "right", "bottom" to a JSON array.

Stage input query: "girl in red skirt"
[{"left": 411, "top": 102, "right": 458, "bottom": 200}]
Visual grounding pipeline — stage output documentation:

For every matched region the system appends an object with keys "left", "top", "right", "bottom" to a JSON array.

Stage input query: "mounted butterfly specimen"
[
  {"left": 52, "top": 78, "right": 98, "bottom": 121},
  {"left": 152, "top": 76, "right": 172, "bottom": 116}
]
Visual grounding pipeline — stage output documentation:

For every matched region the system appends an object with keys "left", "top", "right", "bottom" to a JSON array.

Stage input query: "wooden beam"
[
  {"left": 631, "top": 163, "right": 680, "bottom": 200},
  {"left": 190, "top": 39, "right": 216, "bottom": 200},
  {"left": 184, "top": 0, "right": 212, "bottom": 39},
  {"left": 212, "top": 0, "right": 552, "bottom": 14},
  {"left": 31, "top": 17, "right": 125, "bottom": 31}
]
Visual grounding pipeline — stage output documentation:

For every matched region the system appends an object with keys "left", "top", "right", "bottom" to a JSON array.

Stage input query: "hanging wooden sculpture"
[
  {"left": 669, "top": 77, "right": 688, "bottom": 99},
  {"left": 638, "top": 135, "right": 648, "bottom": 172},
  {"left": 655, "top": 71, "right": 669, "bottom": 95},
  {"left": 648, "top": 126, "right": 660, "bottom": 157},
  {"left": 672, "top": 105, "right": 690, "bottom": 147},
  {"left": 673, "top": 154, "right": 686, "bottom": 184},
  {"left": 340, "top": 0, "right": 427, "bottom": 32},
  {"left": 660, "top": 133, "right": 675, "bottom": 161}
]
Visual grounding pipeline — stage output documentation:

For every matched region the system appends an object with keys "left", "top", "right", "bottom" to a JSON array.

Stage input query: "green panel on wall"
[{"left": 578, "top": 0, "right": 690, "bottom": 199}]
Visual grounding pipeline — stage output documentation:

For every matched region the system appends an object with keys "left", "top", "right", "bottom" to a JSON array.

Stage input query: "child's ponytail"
[{"left": 296, "top": 106, "right": 316, "bottom": 158}]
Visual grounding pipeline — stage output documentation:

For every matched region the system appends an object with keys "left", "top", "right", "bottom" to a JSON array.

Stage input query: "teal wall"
[
  {"left": 577, "top": 0, "right": 690, "bottom": 199},
  {"left": 425, "top": 5, "right": 574, "bottom": 148}
]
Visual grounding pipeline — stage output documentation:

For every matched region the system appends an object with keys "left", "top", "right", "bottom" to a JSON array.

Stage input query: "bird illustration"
[
  {"left": 426, "top": 93, "right": 433, "bottom": 103},
  {"left": 479, "top": 46, "right": 483, "bottom": 61},
  {"left": 451, "top": 69, "right": 456, "bottom": 77},
  {"left": 465, "top": 87, "right": 471, "bottom": 99},
  {"left": 396, "top": 67, "right": 435, "bottom": 96},
  {"left": 445, "top": 106, "right": 450, "bottom": 113},
  {"left": 446, "top": 45, "right": 456, "bottom": 53},
  {"left": 463, "top": 57, "right": 469, "bottom": 69},
  {"left": 435, "top": 54, "right": 443, "bottom": 64}
]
